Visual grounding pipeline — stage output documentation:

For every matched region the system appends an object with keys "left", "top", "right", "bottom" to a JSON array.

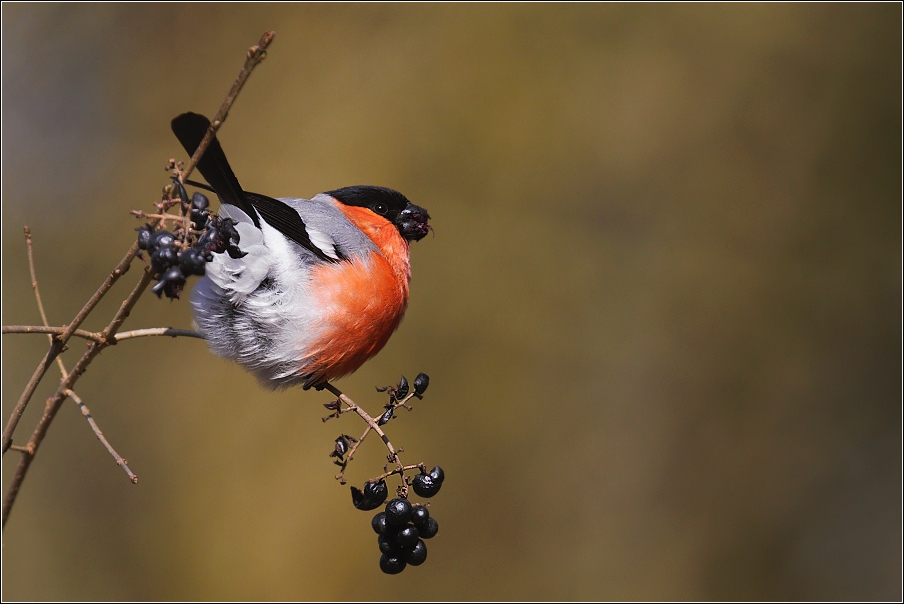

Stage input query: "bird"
[{"left": 170, "top": 112, "right": 431, "bottom": 390}]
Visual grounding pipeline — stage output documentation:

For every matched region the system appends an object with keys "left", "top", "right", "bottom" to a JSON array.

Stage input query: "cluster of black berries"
[
  {"left": 137, "top": 192, "right": 245, "bottom": 299},
  {"left": 372, "top": 498, "right": 440, "bottom": 574},
  {"left": 376, "top": 373, "right": 430, "bottom": 426}
]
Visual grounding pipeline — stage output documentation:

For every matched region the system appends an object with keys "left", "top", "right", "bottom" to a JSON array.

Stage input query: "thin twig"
[
  {"left": 2, "top": 268, "right": 154, "bottom": 527},
  {"left": 2, "top": 240, "right": 142, "bottom": 454},
  {"left": 129, "top": 210, "right": 186, "bottom": 223},
  {"left": 2, "top": 325, "right": 202, "bottom": 343},
  {"left": 371, "top": 463, "right": 425, "bottom": 484},
  {"left": 334, "top": 424, "right": 372, "bottom": 484},
  {"left": 24, "top": 227, "right": 69, "bottom": 378},
  {"left": 179, "top": 31, "right": 274, "bottom": 185},
  {"left": 3, "top": 326, "right": 102, "bottom": 342},
  {"left": 113, "top": 328, "right": 202, "bottom": 342},
  {"left": 65, "top": 389, "right": 138, "bottom": 484},
  {"left": 322, "top": 384, "right": 404, "bottom": 472}
]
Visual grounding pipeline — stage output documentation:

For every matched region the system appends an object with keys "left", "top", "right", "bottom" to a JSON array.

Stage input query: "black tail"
[{"left": 170, "top": 112, "right": 260, "bottom": 228}]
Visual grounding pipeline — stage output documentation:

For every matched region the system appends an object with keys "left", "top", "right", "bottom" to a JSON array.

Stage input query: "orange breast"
[{"left": 301, "top": 204, "right": 412, "bottom": 383}]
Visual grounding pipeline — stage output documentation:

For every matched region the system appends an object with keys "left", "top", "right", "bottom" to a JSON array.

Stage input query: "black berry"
[
  {"left": 178, "top": 248, "right": 207, "bottom": 276},
  {"left": 151, "top": 246, "right": 178, "bottom": 272},
  {"left": 419, "top": 517, "right": 439, "bottom": 539},
  {"left": 351, "top": 479, "right": 388, "bottom": 511},
  {"left": 429, "top": 465, "right": 445, "bottom": 484},
  {"left": 191, "top": 192, "right": 209, "bottom": 211},
  {"left": 395, "top": 525, "right": 420, "bottom": 548},
  {"left": 330, "top": 435, "right": 350, "bottom": 458},
  {"left": 385, "top": 498, "right": 413, "bottom": 526},
  {"left": 406, "top": 540, "right": 428, "bottom": 566},
  {"left": 147, "top": 230, "right": 175, "bottom": 255},
  {"left": 378, "top": 534, "right": 401, "bottom": 555},
  {"left": 377, "top": 407, "right": 394, "bottom": 426},
  {"left": 414, "top": 373, "right": 429, "bottom": 396},
  {"left": 411, "top": 505, "right": 430, "bottom": 528},
  {"left": 136, "top": 226, "right": 152, "bottom": 250},
  {"left": 411, "top": 472, "right": 441, "bottom": 498},
  {"left": 363, "top": 480, "right": 388, "bottom": 507},
  {"left": 379, "top": 553, "right": 406, "bottom": 575},
  {"left": 372, "top": 512, "right": 388, "bottom": 535}
]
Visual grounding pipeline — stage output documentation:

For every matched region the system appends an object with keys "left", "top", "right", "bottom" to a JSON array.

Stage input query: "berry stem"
[
  {"left": 334, "top": 424, "right": 372, "bottom": 484},
  {"left": 322, "top": 384, "right": 404, "bottom": 472}
]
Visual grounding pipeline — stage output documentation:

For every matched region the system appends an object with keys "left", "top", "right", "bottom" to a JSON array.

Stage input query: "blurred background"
[{"left": 2, "top": 3, "right": 900, "bottom": 600}]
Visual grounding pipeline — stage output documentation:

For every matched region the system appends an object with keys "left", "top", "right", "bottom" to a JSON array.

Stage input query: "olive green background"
[{"left": 2, "top": 4, "right": 900, "bottom": 600}]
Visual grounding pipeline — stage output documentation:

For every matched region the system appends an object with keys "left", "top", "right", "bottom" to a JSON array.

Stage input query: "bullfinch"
[{"left": 171, "top": 112, "right": 431, "bottom": 390}]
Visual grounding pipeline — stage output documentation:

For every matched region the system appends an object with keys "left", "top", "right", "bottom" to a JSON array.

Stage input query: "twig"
[
  {"left": 20, "top": 230, "right": 139, "bottom": 480},
  {"left": 113, "top": 328, "right": 202, "bottom": 342},
  {"left": 3, "top": 325, "right": 102, "bottom": 342},
  {"left": 2, "top": 325, "right": 202, "bottom": 343},
  {"left": 129, "top": 210, "right": 186, "bottom": 223},
  {"left": 24, "top": 227, "right": 69, "bottom": 378},
  {"left": 2, "top": 31, "right": 276, "bottom": 529},
  {"left": 334, "top": 424, "right": 372, "bottom": 484},
  {"left": 2, "top": 268, "right": 155, "bottom": 527},
  {"left": 65, "top": 389, "right": 138, "bottom": 484},
  {"left": 2, "top": 240, "right": 141, "bottom": 454},
  {"left": 322, "top": 384, "right": 404, "bottom": 472},
  {"left": 371, "top": 463, "right": 426, "bottom": 484},
  {"left": 179, "top": 30, "right": 275, "bottom": 185}
]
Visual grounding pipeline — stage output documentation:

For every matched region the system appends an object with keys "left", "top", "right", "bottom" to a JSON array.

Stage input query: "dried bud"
[
  {"left": 377, "top": 407, "right": 394, "bottom": 426},
  {"left": 395, "top": 376, "right": 409, "bottom": 399},
  {"left": 330, "top": 435, "right": 350, "bottom": 458}
]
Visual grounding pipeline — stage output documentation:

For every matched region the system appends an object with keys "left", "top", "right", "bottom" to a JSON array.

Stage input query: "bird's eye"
[{"left": 374, "top": 203, "right": 388, "bottom": 215}]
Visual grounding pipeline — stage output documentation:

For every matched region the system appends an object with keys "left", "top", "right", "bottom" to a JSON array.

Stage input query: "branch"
[
  {"left": 2, "top": 30, "right": 276, "bottom": 529},
  {"left": 179, "top": 30, "right": 275, "bottom": 184},
  {"left": 322, "top": 384, "right": 404, "bottom": 472},
  {"left": 3, "top": 325, "right": 102, "bottom": 342},
  {"left": 24, "top": 227, "right": 69, "bottom": 378},
  {"left": 66, "top": 389, "right": 137, "bottom": 484},
  {"left": 2, "top": 240, "right": 142, "bottom": 454},
  {"left": 15, "top": 230, "right": 139, "bottom": 482},
  {"left": 113, "top": 328, "right": 202, "bottom": 342},
  {"left": 2, "top": 268, "right": 154, "bottom": 527},
  {"left": 2, "top": 325, "right": 203, "bottom": 343}
]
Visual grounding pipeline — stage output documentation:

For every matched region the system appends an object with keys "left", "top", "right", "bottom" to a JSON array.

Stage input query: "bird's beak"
[{"left": 396, "top": 202, "right": 431, "bottom": 242}]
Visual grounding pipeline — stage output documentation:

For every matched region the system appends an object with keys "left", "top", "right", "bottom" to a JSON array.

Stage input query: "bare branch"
[
  {"left": 2, "top": 31, "right": 276, "bottom": 528},
  {"left": 113, "top": 328, "right": 202, "bottom": 342},
  {"left": 2, "top": 269, "right": 154, "bottom": 527},
  {"left": 2, "top": 326, "right": 203, "bottom": 344},
  {"left": 2, "top": 325, "right": 102, "bottom": 342},
  {"left": 322, "top": 384, "right": 404, "bottom": 473},
  {"left": 66, "top": 389, "right": 138, "bottom": 484},
  {"left": 2, "top": 241, "right": 142, "bottom": 454},
  {"left": 179, "top": 30, "right": 275, "bottom": 184},
  {"left": 23, "top": 227, "right": 70, "bottom": 379}
]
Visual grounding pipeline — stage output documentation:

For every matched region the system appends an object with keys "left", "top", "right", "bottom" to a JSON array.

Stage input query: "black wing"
[
  {"left": 171, "top": 112, "right": 340, "bottom": 263},
  {"left": 171, "top": 112, "right": 259, "bottom": 228},
  {"left": 245, "top": 192, "right": 343, "bottom": 262}
]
